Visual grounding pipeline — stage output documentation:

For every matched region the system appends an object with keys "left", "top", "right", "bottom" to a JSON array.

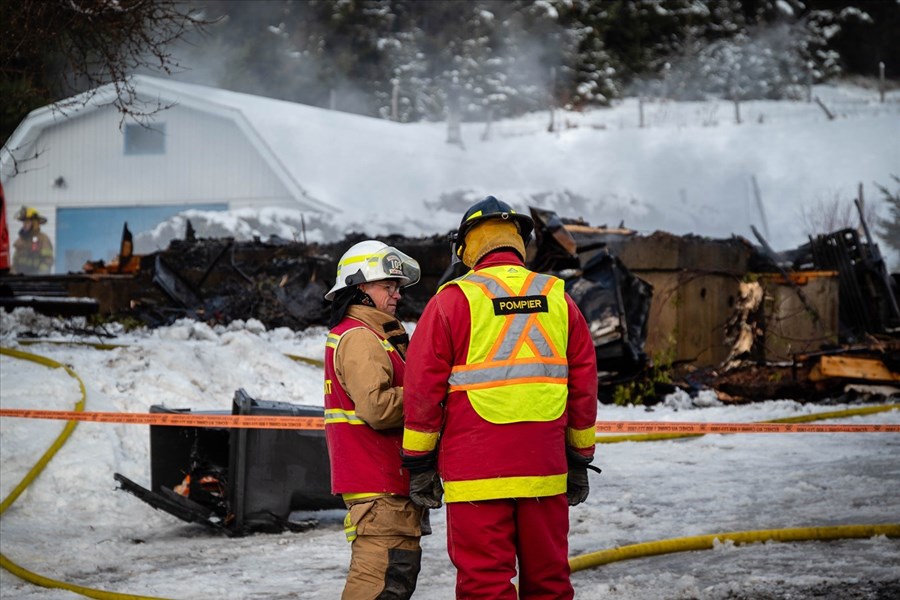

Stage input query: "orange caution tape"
[
  {"left": 595, "top": 420, "right": 899, "bottom": 434},
  {"left": 0, "top": 408, "right": 324, "bottom": 430},
  {"left": 1, "top": 408, "right": 898, "bottom": 433}
]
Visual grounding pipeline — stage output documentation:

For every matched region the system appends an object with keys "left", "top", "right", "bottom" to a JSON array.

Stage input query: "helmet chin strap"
[{"left": 358, "top": 289, "right": 376, "bottom": 307}]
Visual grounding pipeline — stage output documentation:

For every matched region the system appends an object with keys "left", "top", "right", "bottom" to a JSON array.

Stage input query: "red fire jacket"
[
  {"left": 325, "top": 316, "right": 410, "bottom": 496},
  {"left": 403, "top": 250, "right": 598, "bottom": 502}
]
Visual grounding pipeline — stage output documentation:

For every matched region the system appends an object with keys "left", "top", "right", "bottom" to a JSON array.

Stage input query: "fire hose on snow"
[{"left": 1, "top": 345, "right": 898, "bottom": 599}]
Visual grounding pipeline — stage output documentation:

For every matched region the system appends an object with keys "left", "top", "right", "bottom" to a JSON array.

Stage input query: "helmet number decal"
[{"left": 383, "top": 253, "right": 404, "bottom": 277}]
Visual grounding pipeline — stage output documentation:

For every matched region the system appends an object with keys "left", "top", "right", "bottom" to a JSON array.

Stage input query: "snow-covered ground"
[{"left": 1, "top": 309, "right": 898, "bottom": 599}]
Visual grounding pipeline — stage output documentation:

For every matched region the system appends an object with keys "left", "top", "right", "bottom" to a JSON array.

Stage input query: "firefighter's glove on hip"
[
  {"left": 402, "top": 452, "right": 443, "bottom": 509},
  {"left": 566, "top": 447, "right": 601, "bottom": 507}
]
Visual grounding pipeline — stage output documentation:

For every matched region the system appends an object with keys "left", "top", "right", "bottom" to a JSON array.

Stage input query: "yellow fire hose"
[
  {"left": 0, "top": 347, "right": 168, "bottom": 600},
  {"left": 580, "top": 404, "right": 900, "bottom": 574},
  {"left": 596, "top": 403, "right": 898, "bottom": 443},
  {"left": 0, "top": 556, "right": 168, "bottom": 600},
  {"left": 569, "top": 523, "right": 900, "bottom": 573},
  {"left": 17, "top": 337, "right": 326, "bottom": 368},
  {"left": 2, "top": 345, "right": 898, "bottom": 597},
  {"left": 0, "top": 348, "right": 86, "bottom": 514}
]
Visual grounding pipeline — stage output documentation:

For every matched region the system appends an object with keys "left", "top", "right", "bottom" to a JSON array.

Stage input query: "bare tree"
[
  {"left": 800, "top": 191, "right": 879, "bottom": 237},
  {"left": 1, "top": 0, "right": 209, "bottom": 142},
  {"left": 874, "top": 175, "right": 900, "bottom": 258}
]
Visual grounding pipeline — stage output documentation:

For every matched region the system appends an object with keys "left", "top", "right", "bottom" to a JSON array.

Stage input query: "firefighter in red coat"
[
  {"left": 402, "top": 196, "right": 599, "bottom": 599},
  {"left": 324, "top": 240, "right": 427, "bottom": 600}
]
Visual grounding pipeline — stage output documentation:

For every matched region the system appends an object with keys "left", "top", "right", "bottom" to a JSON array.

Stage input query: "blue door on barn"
[{"left": 55, "top": 204, "right": 226, "bottom": 274}]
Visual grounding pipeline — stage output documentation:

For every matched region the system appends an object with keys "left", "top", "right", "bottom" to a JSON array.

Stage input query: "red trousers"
[{"left": 445, "top": 494, "right": 572, "bottom": 600}]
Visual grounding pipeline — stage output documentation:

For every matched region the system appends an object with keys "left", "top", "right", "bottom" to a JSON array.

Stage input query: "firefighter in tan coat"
[
  {"left": 323, "top": 240, "right": 426, "bottom": 600},
  {"left": 12, "top": 206, "right": 53, "bottom": 274}
]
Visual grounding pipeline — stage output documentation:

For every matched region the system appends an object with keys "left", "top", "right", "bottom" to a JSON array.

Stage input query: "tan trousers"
[{"left": 342, "top": 496, "right": 424, "bottom": 600}]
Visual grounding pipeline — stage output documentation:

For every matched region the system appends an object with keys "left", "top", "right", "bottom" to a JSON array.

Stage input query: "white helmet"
[{"left": 324, "top": 240, "right": 421, "bottom": 301}]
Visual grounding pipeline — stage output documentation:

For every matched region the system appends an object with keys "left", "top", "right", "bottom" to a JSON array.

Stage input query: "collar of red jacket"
[{"left": 473, "top": 249, "right": 525, "bottom": 270}]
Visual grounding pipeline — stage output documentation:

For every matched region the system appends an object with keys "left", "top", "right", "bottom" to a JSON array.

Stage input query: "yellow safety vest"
[{"left": 445, "top": 265, "right": 569, "bottom": 424}]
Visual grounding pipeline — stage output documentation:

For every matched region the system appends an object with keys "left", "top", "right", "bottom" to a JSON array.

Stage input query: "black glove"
[
  {"left": 567, "top": 467, "right": 590, "bottom": 506},
  {"left": 409, "top": 469, "right": 444, "bottom": 509},
  {"left": 566, "top": 448, "right": 601, "bottom": 507},
  {"left": 402, "top": 451, "right": 443, "bottom": 509}
]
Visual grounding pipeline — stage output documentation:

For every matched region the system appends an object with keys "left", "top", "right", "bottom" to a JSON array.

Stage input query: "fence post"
[{"left": 391, "top": 79, "right": 399, "bottom": 121}]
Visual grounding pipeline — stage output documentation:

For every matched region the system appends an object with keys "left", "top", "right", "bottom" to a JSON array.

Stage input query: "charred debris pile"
[
  {"left": 1, "top": 208, "right": 898, "bottom": 403},
  {"left": 126, "top": 231, "right": 451, "bottom": 330}
]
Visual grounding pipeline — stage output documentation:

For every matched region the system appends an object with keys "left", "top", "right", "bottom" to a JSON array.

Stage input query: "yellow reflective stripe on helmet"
[
  {"left": 343, "top": 512, "right": 358, "bottom": 542},
  {"left": 464, "top": 209, "right": 484, "bottom": 222},
  {"left": 325, "top": 408, "right": 366, "bottom": 425},
  {"left": 443, "top": 473, "right": 567, "bottom": 502},
  {"left": 402, "top": 428, "right": 439, "bottom": 453},
  {"left": 567, "top": 425, "right": 597, "bottom": 450},
  {"left": 338, "top": 253, "right": 369, "bottom": 268}
]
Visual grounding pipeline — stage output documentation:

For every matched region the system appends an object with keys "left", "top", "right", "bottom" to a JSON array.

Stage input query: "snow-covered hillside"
[{"left": 133, "top": 81, "right": 900, "bottom": 270}]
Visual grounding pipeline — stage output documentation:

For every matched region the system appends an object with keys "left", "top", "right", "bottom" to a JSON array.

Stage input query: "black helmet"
[{"left": 453, "top": 195, "right": 533, "bottom": 252}]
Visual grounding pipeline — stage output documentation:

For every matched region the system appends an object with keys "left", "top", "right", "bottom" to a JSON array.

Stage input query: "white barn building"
[{"left": 1, "top": 76, "right": 366, "bottom": 273}]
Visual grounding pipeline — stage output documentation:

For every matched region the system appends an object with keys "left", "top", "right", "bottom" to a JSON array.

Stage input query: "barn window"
[{"left": 124, "top": 123, "right": 166, "bottom": 155}]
